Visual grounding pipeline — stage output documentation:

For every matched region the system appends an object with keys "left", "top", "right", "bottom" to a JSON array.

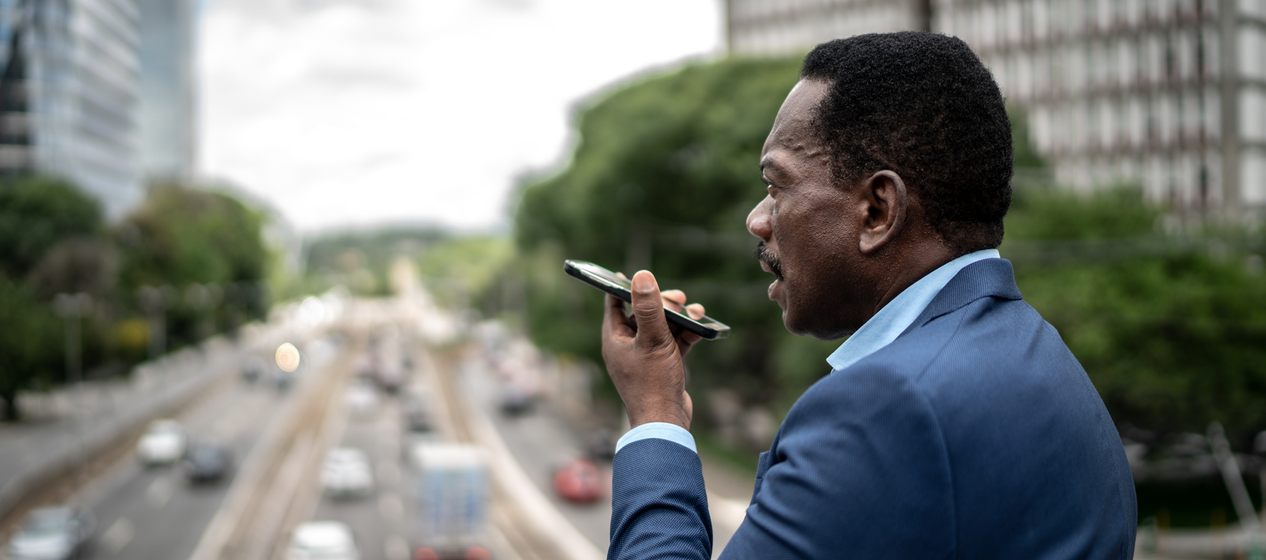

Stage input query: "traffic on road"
[{"left": 2, "top": 292, "right": 742, "bottom": 560}]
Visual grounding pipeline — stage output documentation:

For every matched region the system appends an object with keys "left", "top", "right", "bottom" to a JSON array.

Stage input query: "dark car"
[
  {"left": 401, "top": 394, "right": 432, "bottom": 433},
  {"left": 583, "top": 430, "right": 617, "bottom": 462},
  {"left": 498, "top": 386, "right": 534, "bottom": 417},
  {"left": 5, "top": 506, "right": 94, "bottom": 560},
  {"left": 182, "top": 443, "right": 233, "bottom": 484},
  {"left": 241, "top": 356, "right": 266, "bottom": 384}
]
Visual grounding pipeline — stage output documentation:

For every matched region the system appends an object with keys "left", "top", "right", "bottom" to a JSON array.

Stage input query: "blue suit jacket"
[{"left": 609, "top": 259, "right": 1137, "bottom": 559}]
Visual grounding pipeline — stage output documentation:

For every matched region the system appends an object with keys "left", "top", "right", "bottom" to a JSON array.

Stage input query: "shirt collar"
[{"left": 825, "top": 249, "right": 1001, "bottom": 371}]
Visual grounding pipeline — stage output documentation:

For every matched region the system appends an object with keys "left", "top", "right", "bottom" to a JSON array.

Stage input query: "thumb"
[{"left": 630, "top": 270, "right": 673, "bottom": 350}]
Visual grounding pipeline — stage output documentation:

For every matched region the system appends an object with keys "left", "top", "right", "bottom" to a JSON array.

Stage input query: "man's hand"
[{"left": 601, "top": 270, "right": 706, "bottom": 430}]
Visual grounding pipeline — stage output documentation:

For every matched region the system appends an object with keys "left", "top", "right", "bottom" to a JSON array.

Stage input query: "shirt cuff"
[{"left": 615, "top": 422, "right": 697, "bottom": 455}]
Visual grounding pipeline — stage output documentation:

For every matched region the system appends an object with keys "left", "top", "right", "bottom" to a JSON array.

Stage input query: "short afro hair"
[{"left": 800, "top": 32, "right": 1012, "bottom": 253}]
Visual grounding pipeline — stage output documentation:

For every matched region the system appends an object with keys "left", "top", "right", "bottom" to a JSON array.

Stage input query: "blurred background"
[{"left": 0, "top": 0, "right": 1264, "bottom": 559}]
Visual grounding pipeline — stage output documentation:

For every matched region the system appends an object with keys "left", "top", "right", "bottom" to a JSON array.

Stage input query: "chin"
[{"left": 782, "top": 309, "right": 852, "bottom": 341}]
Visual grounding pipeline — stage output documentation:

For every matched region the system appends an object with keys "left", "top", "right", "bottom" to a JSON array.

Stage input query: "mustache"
[{"left": 755, "top": 242, "right": 783, "bottom": 280}]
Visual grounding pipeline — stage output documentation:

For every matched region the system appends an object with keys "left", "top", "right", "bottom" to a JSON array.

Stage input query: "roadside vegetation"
[
  {"left": 499, "top": 56, "right": 1266, "bottom": 456},
  {"left": 0, "top": 177, "right": 272, "bottom": 421}
]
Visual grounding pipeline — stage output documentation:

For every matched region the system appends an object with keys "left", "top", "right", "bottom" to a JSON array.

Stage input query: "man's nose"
[{"left": 746, "top": 195, "right": 772, "bottom": 241}]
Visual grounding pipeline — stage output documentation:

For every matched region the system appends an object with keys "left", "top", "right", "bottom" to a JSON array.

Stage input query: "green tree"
[
  {"left": 510, "top": 55, "right": 1266, "bottom": 449},
  {"left": 1004, "top": 187, "right": 1266, "bottom": 442},
  {"left": 0, "top": 278, "right": 60, "bottom": 420},
  {"left": 514, "top": 57, "right": 806, "bottom": 435},
  {"left": 117, "top": 184, "right": 271, "bottom": 343},
  {"left": 0, "top": 175, "right": 102, "bottom": 278}
]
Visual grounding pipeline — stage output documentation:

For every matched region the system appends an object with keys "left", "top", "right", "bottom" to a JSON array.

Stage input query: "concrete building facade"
[
  {"left": 937, "top": 0, "right": 1266, "bottom": 217},
  {"left": 726, "top": 0, "right": 932, "bottom": 55},
  {"left": 724, "top": 0, "right": 1266, "bottom": 217},
  {"left": 0, "top": 0, "right": 143, "bottom": 216}
]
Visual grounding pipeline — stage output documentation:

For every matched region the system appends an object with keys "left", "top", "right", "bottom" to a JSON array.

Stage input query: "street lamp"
[
  {"left": 52, "top": 292, "right": 91, "bottom": 469},
  {"left": 138, "top": 285, "right": 175, "bottom": 360},
  {"left": 52, "top": 292, "right": 92, "bottom": 386}
]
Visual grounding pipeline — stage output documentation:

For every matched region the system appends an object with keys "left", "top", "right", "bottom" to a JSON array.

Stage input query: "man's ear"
[{"left": 858, "top": 170, "right": 907, "bottom": 254}]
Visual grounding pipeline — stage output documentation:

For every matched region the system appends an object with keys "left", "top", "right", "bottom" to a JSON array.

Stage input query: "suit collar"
[
  {"left": 826, "top": 249, "right": 1000, "bottom": 371},
  {"left": 902, "top": 258, "right": 1022, "bottom": 336}
]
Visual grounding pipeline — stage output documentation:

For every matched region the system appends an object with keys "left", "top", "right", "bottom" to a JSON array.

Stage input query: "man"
[{"left": 599, "top": 32, "right": 1136, "bottom": 559}]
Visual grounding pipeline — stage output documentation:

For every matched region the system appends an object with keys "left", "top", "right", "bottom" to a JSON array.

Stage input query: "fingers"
[
  {"left": 603, "top": 293, "right": 633, "bottom": 339},
  {"left": 661, "top": 289, "right": 687, "bottom": 311},
  {"left": 630, "top": 271, "right": 674, "bottom": 350},
  {"left": 685, "top": 303, "right": 705, "bottom": 320}
]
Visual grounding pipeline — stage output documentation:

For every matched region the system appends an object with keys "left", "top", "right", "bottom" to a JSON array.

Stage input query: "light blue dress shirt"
[{"left": 614, "top": 249, "right": 1003, "bottom": 455}]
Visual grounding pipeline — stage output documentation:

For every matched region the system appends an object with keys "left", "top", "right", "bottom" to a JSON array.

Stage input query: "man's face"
[{"left": 747, "top": 79, "right": 869, "bottom": 340}]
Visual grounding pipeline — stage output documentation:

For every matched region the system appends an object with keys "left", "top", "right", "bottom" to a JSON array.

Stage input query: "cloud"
[{"left": 199, "top": 0, "right": 722, "bottom": 233}]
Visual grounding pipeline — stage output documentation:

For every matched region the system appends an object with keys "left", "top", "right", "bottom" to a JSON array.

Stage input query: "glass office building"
[
  {"left": 0, "top": 0, "right": 142, "bottom": 216},
  {"left": 136, "top": 0, "right": 194, "bottom": 182}
]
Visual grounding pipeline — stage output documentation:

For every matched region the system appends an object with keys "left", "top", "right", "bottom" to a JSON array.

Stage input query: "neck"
[{"left": 869, "top": 239, "right": 957, "bottom": 317}]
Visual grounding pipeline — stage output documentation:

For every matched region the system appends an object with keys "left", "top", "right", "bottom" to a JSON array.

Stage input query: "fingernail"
[{"left": 633, "top": 271, "right": 653, "bottom": 292}]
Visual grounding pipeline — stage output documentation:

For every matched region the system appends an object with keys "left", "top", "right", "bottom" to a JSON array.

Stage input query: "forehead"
[{"left": 761, "top": 79, "right": 830, "bottom": 172}]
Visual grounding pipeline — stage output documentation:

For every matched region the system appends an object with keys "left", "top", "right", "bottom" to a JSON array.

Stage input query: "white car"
[
  {"left": 4, "top": 506, "right": 94, "bottom": 560},
  {"left": 286, "top": 521, "right": 359, "bottom": 560},
  {"left": 344, "top": 382, "right": 379, "bottom": 418},
  {"left": 320, "top": 448, "right": 373, "bottom": 498},
  {"left": 137, "top": 420, "right": 186, "bottom": 465}
]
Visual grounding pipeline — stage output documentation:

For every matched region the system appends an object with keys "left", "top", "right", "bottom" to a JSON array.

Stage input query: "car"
[
  {"left": 344, "top": 382, "right": 378, "bottom": 418},
  {"left": 4, "top": 506, "right": 94, "bottom": 560},
  {"left": 583, "top": 430, "right": 616, "bottom": 462},
  {"left": 320, "top": 448, "right": 373, "bottom": 498},
  {"left": 400, "top": 393, "right": 433, "bottom": 433},
  {"left": 285, "top": 521, "right": 359, "bottom": 560},
  {"left": 242, "top": 356, "right": 267, "bottom": 383},
  {"left": 498, "top": 386, "right": 533, "bottom": 417},
  {"left": 553, "top": 458, "right": 604, "bottom": 503},
  {"left": 274, "top": 369, "right": 295, "bottom": 393},
  {"left": 137, "top": 419, "right": 186, "bottom": 465},
  {"left": 182, "top": 443, "right": 233, "bottom": 484}
]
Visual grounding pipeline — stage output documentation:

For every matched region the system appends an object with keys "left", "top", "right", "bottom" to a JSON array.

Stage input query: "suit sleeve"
[
  {"left": 607, "top": 366, "right": 957, "bottom": 560},
  {"left": 609, "top": 438, "right": 713, "bottom": 560},
  {"left": 720, "top": 367, "right": 956, "bottom": 558}
]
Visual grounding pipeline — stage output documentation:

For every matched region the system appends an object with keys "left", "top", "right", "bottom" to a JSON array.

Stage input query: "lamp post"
[
  {"left": 52, "top": 293, "right": 92, "bottom": 387},
  {"left": 52, "top": 292, "right": 91, "bottom": 469},
  {"left": 138, "top": 285, "right": 174, "bottom": 361}
]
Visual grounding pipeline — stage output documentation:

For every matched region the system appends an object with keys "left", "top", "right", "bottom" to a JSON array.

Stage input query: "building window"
[
  {"left": 1242, "top": 88, "right": 1266, "bottom": 143},
  {"left": 1242, "top": 149, "right": 1266, "bottom": 204},
  {"left": 1241, "top": 28, "right": 1266, "bottom": 82}
]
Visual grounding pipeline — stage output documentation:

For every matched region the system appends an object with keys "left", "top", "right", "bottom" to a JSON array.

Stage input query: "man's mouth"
[{"left": 755, "top": 242, "right": 783, "bottom": 281}]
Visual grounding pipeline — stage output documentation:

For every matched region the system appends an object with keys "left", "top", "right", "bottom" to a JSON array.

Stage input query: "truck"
[{"left": 412, "top": 443, "right": 490, "bottom": 559}]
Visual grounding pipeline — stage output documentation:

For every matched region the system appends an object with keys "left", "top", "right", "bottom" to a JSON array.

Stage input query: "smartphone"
[{"left": 563, "top": 260, "right": 731, "bottom": 340}]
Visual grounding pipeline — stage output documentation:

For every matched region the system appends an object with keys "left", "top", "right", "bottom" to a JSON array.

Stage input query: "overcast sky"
[{"left": 198, "top": 0, "right": 723, "bottom": 233}]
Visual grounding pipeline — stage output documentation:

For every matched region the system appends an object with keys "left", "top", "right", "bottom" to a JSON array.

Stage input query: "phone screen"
[{"left": 563, "top": 260, "right": 731, "bottom": 340}]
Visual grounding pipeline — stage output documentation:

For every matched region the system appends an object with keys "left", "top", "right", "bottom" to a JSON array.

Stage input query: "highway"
[
  {"left": 304, "top": 376, "right": 415, "bottom": 560},
  {"left": 1, "top": 295, "right": 752, "bottom": 560},
  {"left": 76, "top": 374, "right": 286, "bottom": 560}
]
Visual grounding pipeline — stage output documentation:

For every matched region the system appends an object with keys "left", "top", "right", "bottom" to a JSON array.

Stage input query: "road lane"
[
  {"left": 459, "top": 351, "right": 614, "bottom": 553},
  {"left": 73, "top": 361, "right": 306, "bottom": 560},
  {"left": 308, "top": 383, "right": 412, "bottom": 560}
]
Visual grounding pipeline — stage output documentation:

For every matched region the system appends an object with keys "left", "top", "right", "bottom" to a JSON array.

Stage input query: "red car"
[{"left": 553, "top": 459, "right": 604, "bottom": 503}]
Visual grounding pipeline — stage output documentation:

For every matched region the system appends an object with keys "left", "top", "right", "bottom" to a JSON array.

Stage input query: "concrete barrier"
[{"left": 0, "top": 338, "right": 242, "bottom": 523}]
